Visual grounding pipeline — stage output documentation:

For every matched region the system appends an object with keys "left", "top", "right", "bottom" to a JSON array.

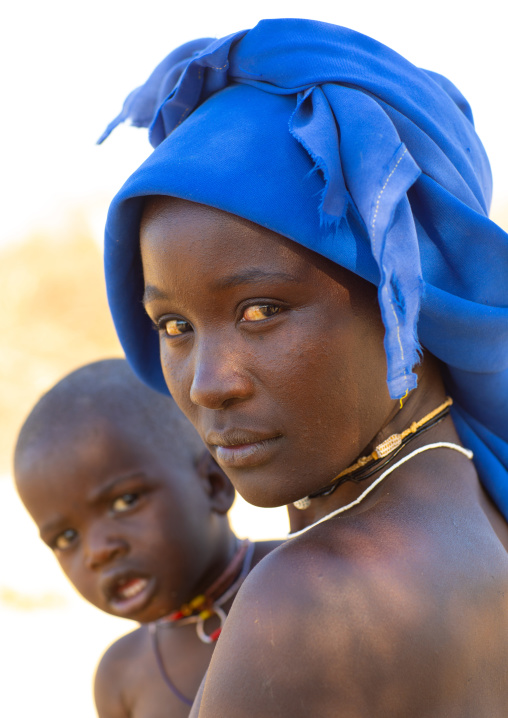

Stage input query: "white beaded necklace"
[{"left": 287, "top": 442, "right": 473, "bottom": 539}]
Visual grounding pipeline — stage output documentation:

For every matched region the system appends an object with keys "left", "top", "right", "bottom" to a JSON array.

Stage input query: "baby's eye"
[
  {"left": 161, "top": 318, "right": 192, "bottom": 336},
  {"left": 242, "top": 304, "right": 281, "bottom": 322},
  {"left": 112, "top": 493, "right": 139, "bottom": 513},
  {"left": 54, "top": 529, "right": 77, "bottom": 551}
]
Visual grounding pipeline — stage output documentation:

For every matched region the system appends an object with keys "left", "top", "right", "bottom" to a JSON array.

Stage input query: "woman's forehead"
[
  {"left": 142, "top": 195, "right": 276, "bottom": 242},
  {"left": 141, "top": 196, "right": 312, "bottom": 273},
  {"left": 140, "top": 194, "right": 374, "bottom": 304}
]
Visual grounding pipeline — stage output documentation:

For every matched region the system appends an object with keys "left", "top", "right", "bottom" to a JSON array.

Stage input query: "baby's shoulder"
[
  {"left": 97, "top": 625, "right": 148, "bottom": 674},
  {"left": 94, "top": 626, "right": 149, "bottom": 717}
]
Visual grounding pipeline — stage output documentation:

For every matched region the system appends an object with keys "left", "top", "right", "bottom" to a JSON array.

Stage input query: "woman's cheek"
[{"left": 160, "top": 346, "right": 200, "bottom": 424}]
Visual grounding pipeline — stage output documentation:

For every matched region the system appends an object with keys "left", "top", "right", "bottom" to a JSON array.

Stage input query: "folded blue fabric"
[{"left": 101, "top": 19, "right": 508, "bottom": 520}]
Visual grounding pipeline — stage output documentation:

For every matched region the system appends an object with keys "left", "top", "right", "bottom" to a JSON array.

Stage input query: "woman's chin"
[{"left": 228, "top": 468, "right": 307, "bottom": 509}]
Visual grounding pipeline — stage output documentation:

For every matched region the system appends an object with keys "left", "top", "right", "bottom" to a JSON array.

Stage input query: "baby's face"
[{"left": 16, "top": 416, "right": 219, "bottom": 623}]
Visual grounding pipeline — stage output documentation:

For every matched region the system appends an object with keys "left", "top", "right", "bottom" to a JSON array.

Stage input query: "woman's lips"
[{"left": 213, "top": 436, "right": 282, "bottom": 468}]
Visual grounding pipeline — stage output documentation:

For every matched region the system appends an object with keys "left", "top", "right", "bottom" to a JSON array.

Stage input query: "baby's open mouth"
[
  {"left": 103, "top": 574, "right": 155, "bottom": 616},
  {"left": 113, "top": 577, "right": 148, "bottom": 601}
]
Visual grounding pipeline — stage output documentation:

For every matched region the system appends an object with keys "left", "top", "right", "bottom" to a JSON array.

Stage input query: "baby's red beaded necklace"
[
  {"left": 149, "top": 539, "right": 255, "bottom": 707},
  {"left": 154, "top": 538, "right": 254, "bottom": 643}
]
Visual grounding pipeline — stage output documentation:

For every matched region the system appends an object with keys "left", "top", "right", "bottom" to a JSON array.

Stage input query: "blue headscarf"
[{"left": 101, "top": 19, "right": 508, "bottom": 520}]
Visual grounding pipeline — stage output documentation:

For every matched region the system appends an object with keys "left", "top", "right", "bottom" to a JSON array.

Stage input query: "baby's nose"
[{"left": 85, "top": 536, "right": 127, "bottom": 570}]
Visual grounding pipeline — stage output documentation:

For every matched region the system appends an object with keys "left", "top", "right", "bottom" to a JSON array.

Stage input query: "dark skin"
[
  {"left": 15, "top": 400, "right": 279, "bottom": 718},
  {"left": 141, "top": 197, "right": 508, "bottom": 718}
]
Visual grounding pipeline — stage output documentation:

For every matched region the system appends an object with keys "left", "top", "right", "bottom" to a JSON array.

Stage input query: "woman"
[{"left": 100, "top": 19, "right": 508, "bottom": 716}]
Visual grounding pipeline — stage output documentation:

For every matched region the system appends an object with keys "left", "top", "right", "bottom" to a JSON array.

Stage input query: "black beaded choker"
[{"left": 293, "top": 397, "right": 453, "bottom": 509}]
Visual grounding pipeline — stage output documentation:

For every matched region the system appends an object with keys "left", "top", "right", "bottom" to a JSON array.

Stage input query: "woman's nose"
[
  {"left": 189, "top": 340, "right": 254, "bottom": 409},
  {"left": 85, "top": 532, "right": 128, "bottom": 571}
]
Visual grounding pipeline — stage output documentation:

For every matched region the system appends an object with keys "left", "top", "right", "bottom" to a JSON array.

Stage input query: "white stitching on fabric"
[
  {"left": 371, "top": 147, "right": 408, "bottom": 253},
  {"left": 371, "top": 147, "right": 409, "bottom": 391}
]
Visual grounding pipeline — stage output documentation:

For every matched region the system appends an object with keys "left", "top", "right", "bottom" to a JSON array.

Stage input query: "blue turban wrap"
[{"left": 101, "top": 19, "right": 508, "bottom": 521}]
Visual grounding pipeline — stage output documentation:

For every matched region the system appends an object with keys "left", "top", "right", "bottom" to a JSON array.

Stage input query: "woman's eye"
[
  {"left": 161, "top": 318, "right": 192, "bottom": 336},
  {"left": 112, "top": 493, "right": 139, "bottom": 513},
  {"left": 54, "top": 529, "right": 77, "bottom": 551},
  {"left": 242, "top": 304, "right": 281, "bottom": 322}
]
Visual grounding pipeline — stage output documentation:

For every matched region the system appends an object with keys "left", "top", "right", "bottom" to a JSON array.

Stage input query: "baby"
[{"left": 14, "top": 359, "right": 280, "bottom": 717}]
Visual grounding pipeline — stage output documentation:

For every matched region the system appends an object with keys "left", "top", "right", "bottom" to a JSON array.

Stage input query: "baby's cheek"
[{"left": 57, "top": 555, "right": 91, "bottom": 603}]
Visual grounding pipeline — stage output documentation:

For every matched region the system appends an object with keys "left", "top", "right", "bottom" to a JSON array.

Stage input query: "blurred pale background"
[{"left": 2, "top": 1, "right": 507, "bottom": 716}]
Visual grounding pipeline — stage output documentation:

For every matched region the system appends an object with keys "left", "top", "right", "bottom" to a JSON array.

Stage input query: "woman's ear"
[{"left": 196, "top": 450, "right": 235, "bottom": 515}]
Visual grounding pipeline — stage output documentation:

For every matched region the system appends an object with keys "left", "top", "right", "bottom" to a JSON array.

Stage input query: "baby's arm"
[{"left": 94, "top": 637, "right": 132, "bottom": 718}]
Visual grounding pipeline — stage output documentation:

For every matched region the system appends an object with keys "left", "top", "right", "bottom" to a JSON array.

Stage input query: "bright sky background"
[{"left": 3, "top": 0, "right": 508, "bottom": 248}]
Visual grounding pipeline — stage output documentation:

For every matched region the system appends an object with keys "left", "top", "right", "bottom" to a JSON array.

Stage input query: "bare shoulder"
[
  {"left": 196, "top": 520, "right": 508, "bottom": 718},
  {"left": 197, "top": 536, "right": 396, "bottom": 717},
  {"left": 94, "top": 626, "right": 148, "bottom": 718}
]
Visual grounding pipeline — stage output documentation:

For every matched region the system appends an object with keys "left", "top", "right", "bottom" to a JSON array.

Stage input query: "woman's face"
[{"left": 141, "top": 198, "right": 395, "bottom": 507}]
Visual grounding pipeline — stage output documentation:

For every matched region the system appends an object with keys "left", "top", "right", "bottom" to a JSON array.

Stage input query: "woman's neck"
[{"left": 288, "top": 377, "right": 462, "bottom": 533}]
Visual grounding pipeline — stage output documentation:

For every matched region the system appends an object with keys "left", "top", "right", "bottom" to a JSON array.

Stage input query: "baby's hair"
[{"left": 14, "top": 358, "right": 205, "bottom": 476}]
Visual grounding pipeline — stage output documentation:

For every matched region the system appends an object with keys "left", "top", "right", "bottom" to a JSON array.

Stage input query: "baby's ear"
[{"left": 196, "top": 450, "right": 235, "bottom": 515}]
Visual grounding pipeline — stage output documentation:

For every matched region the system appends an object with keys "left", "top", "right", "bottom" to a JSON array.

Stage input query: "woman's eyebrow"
[
  {"left": 213, "top": 268, "right": 299, "bottom": 290},
  {"left": 143, "top": 284, "right": 167, "bottom": 307},
  {"left": 143, "top": 270, "right": 299, "bottom": 307}
]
